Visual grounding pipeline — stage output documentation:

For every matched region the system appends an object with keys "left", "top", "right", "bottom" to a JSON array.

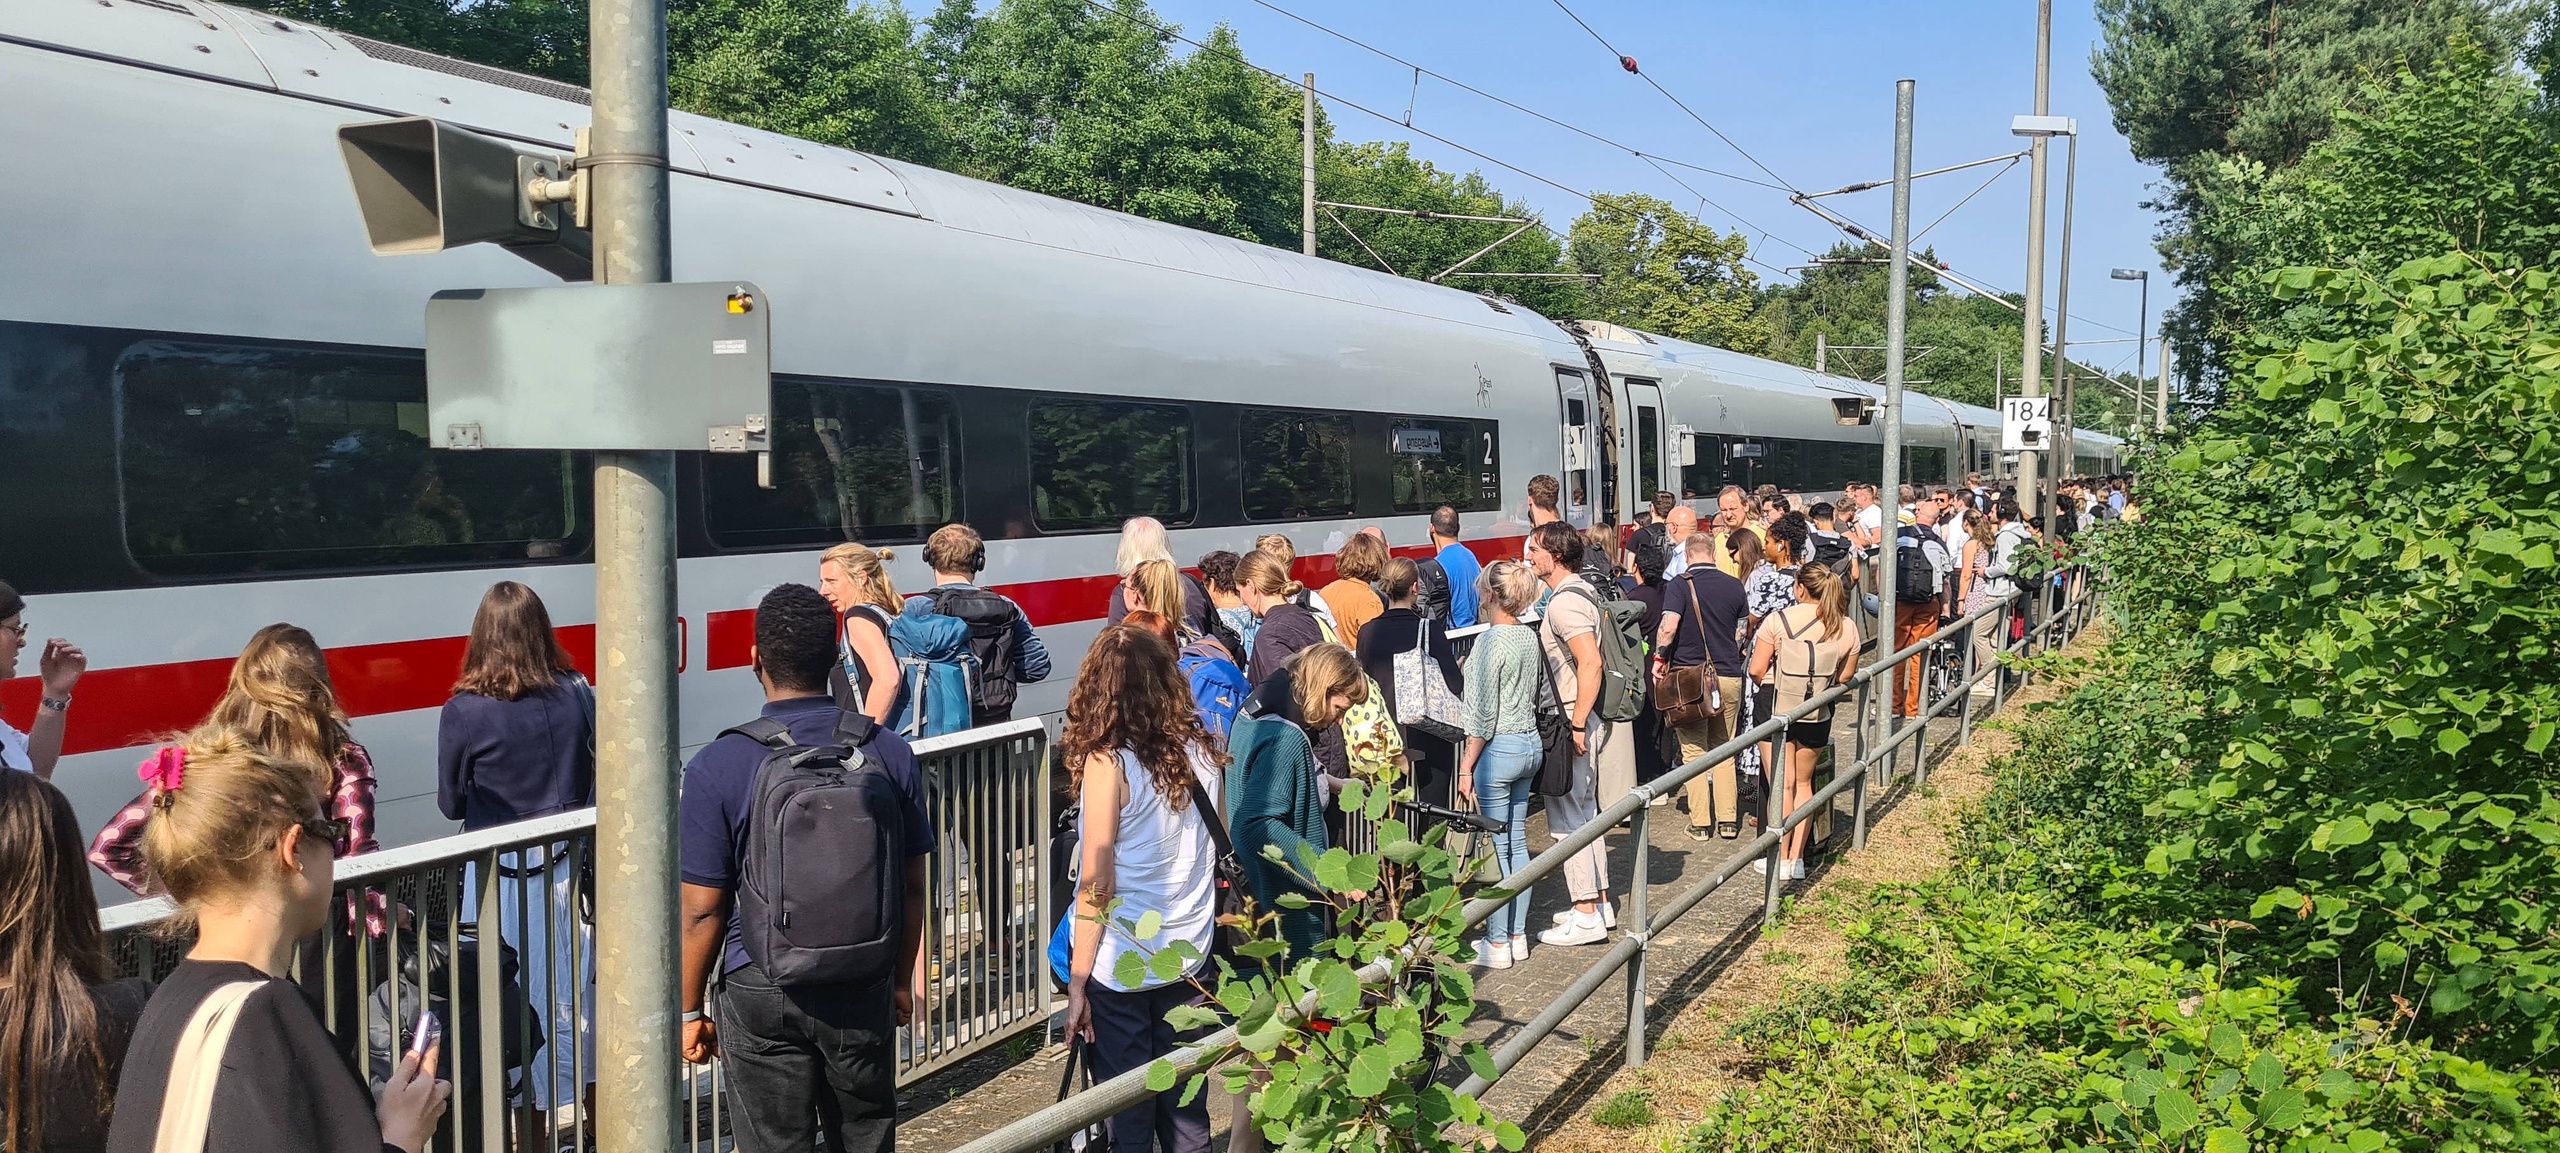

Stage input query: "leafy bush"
[{"left": 1594, "top": 1088, "right": 1658, "bottom": 1129}]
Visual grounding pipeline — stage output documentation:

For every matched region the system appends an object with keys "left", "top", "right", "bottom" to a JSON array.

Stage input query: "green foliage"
[
  {"left": 1564, "top": 193, "right": 1766, "bottom": 351},
  {"left": 1130, "top": 766, "right": 1515, "bottom": 1153},
  {"left": 2091, "top": 0, "right": 2530, "bottom": 398},
  {"left": 1593, "top": 1088, "right": 1658, "bottom": 1129},
  {"left": 2176, "top": 46, "right": 2560, "bottom": 376},
  {"left": 1317, "top": 142, "right": 1581, "bottom": 319}
]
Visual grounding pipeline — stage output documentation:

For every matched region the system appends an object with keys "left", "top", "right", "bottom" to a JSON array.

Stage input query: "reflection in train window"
[
  {"left": 1389, "top": 418, "right": 1500, "bottom": 513},
  {"left": 115, "top": 340, "right": 580, "bottom": 576},
  {"left": 1030, "top": 398, "right": 1193, "bottom": 531},
  {"left": 1240, "top": 410, "right": 1353, "bottom": 520},
  {"left": 704, "top": 379, "right": 957, "bottom": 548}
]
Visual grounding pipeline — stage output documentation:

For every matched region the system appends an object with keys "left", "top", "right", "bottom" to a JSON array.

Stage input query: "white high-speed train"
[{"left": 0, "top": 0, "right": 2118, "bottom": 860}]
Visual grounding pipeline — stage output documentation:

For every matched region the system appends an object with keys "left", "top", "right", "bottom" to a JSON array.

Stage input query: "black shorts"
[{"left": 1754, "top": 681, "right": 1836, "bottom": 751}]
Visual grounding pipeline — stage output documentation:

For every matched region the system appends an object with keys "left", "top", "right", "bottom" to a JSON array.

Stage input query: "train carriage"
[{"left": 0, "top": 0, "right": 2115, "bottom": 873}]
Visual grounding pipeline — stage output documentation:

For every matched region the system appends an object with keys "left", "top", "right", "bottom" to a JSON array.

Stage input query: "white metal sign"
[{"left": 2000, "top": 396, "right": 2052, "bottom": 451}]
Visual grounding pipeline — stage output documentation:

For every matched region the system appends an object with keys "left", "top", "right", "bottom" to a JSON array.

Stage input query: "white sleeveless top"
[
  {"left": 1086, "top": 745, "right": 1219, "bottom": 991},
  {"left": 0, "top": 719, "right": 28, "bottom": 773}
]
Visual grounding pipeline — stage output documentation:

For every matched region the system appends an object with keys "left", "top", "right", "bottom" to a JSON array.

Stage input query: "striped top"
[{"left": 1461, "top": 624, "right": 1543, "bottom": 739}]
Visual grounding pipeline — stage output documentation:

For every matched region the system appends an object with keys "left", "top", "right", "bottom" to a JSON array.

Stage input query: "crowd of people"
[{"left": 0, "top": 468, "right": 2125, "bottom": 1153}]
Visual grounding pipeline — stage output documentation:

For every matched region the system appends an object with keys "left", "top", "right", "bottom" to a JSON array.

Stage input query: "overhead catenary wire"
[
  {"left": 1544, "top": 0, "right": 1802, "bottom": 193},
  {"left": 1075, "top": 0, "right": 1802, "bottom": 279}
]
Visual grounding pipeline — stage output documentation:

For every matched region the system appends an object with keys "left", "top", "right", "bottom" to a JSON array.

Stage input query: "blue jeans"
[{"left": 1475, "top": 732, "right": 1543, "bottom": 941}]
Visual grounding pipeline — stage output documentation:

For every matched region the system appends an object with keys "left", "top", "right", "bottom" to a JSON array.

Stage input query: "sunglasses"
[{"left": 283, "top": 817, "right": 351, "bottom": 851}]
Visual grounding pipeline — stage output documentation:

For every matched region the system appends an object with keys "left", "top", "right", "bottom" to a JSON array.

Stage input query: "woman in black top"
[
  {"left": 1355, "top": 559, "right": 1462, "bottom": 807},
  {"left": 1234, "top": 551, "right": 1330, "bottom": 687},
  {"left": 1, "top": 771, "right": 151, "bottom": 1153},
  {"left": 104, "top": 731, "right": 448, "bottom": 1153}
]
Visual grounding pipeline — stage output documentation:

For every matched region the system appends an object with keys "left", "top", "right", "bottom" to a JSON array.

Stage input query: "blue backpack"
[
  {"left": 1179, "top": 638, "right": 1250, "bottom": 745},
  {"left": 887, "top": 602, "right": 978, "bottom": 739}
]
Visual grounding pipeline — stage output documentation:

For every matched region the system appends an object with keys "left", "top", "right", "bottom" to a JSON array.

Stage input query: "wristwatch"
[{"left": 38, "top": 694, "right": 70, "bottom": 713}]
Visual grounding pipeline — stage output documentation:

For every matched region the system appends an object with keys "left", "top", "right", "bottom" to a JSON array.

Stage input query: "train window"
[
  {"left": 116, "top": 340, "right": 581, "bottom": 576},
  {"left": 1030, "top": 398, "right": 1193, "bottom": 531},
  {"left": 1388, "top": 418, "right": 1500, "bottom": 513},
  {"left": 1903, "top": 445, "right": 1949, "bottom": 486},
  {"left": 1680, "top": 433, "right": 1723, "bottom": 498},
  {"left": 1635, "top": 405, "right": 1661, "bottom": 498},
  {"left": 1240, "top": 409, "right": 1353, "bottom": 520},
  {"left": 703, "top": 379, "right": 957, "bottom": 548}
]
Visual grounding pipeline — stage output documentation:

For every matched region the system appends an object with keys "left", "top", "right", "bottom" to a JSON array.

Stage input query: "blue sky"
[{"left": 1144, "top": 0, "right": 2172, "bottom": 376}]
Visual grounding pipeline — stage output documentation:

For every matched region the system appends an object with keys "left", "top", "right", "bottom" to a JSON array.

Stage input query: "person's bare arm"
[
  {"left": 1568, "top": 632, "right": 1601, "bottom": 754},
  {"left": 25, "top": 639, "right": 84, "bottom": 780},
  {"left": 1063, "top": 753, "right": 1124, "bottom": 1041},
  {"left": 847, "top": 617, "right": 900, "bottom": 724},
  {"left": 679, "top": 883, "right": 730, "bottom": 1063},
  {"left": 899, "top": 856, "right": 927, "bottom": 1025}
]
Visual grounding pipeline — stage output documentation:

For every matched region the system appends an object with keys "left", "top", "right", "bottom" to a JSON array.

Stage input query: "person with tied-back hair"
[
  {"left": 1232, "top": 550, "right": 1330, "bottom": 688},
  {"left": 819, "top": 543, "right": 905, "bottom": 725},
  {"left": 102, "top": 734, "right": 450, "bottom": 1153},
  {"left": 1194, "top": 550, "right": 1258, "bottom": 663},
  {"left": 1059, "top": 624, "right": 1228, "bottom": 1153},
  {"left": 0, "top": 579, "right": 87, "bottom": 780},
  {"left": 1250, "top": 535, "right": 1339, "bottom": 637},
  {"left": 2, "top": 771, "right": 152, "bottom": 1153},
  {"left": 435, "top": 581, "right": 597, "bottom": 1127},
  {"left": 1748, "top": 563, "right": 1862, "bottom": 883},
  {"left": 1356, "top": 558, "right": 1461, "bottom": 807}
]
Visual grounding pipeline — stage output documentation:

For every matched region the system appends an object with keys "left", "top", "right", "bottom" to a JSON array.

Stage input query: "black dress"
[
  {"left": 105, "top": 960, "right": 396, "bottom": 1153},
  {"left": 21, "top": 977, "right": 152, "bottom": 1153}
]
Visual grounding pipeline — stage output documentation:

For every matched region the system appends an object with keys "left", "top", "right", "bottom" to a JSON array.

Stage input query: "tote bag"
[{"left": 1390, "top": 622, "right": 1465, "bottom": 742}]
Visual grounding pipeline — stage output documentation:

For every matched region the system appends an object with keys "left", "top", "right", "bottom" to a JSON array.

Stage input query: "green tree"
[
  {"left": 2091, "top": 0, "right": 2525, "bottom": 398},
  {"left": 669, "top": 0, "right": 952, "bottom": 163},
  {"left": 1563, "top": 193, "right": 1766, "bottom": 351}
]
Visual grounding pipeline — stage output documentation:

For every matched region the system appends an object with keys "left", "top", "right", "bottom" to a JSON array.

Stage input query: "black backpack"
[
  {"left": 925, "top": 585, "right": 1028, "bottom": 722},
  {"left": 1894, "top": 527, "right": 1943, "bottom": 604},
  {"left": 366, "top": 927, "right": 540, "bottom": 1085},
  {"left": 726, "top": 713, "right": 908, "bottom": 988},
  {"left": 1809, "top": 531, "right": 1855, "bottom": 579},
  {"left": 1414, "top": 557, "right": 1452, "bottom": 623}
]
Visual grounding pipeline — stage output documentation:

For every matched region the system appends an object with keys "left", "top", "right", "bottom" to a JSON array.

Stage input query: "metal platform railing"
[
  {"left": 943, "top": 569, "right": 2100, "bottom": 1153},
  {"left": 102, "top": 717, "right": 1053, "bottom": 1153}
]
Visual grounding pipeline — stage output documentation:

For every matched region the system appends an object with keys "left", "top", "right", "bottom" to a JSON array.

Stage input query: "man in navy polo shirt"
[{"left": 678, "top": 582, "right": 934, "bottom": 1153}]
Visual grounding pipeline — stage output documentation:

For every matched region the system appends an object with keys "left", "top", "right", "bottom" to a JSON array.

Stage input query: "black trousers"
[
  {"left": 1083, "top": 978, "right": 1211, "bottom": 1153},
  {"left": 713, "top": 963, "right": 898, "bottom": 1153}
]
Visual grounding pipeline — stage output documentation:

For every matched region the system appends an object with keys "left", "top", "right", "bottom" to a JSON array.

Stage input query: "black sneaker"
[{"left": 1687, "top": 825, "right": 1715, "bottom": 841}]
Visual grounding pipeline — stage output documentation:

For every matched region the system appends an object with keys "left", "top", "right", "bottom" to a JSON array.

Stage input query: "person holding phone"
[{"left": 102, "top": 730, "right": 449, "bottom": 1153}]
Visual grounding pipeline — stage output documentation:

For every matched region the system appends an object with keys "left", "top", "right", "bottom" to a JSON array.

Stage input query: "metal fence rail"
[
  {"left": 102, "top": 718, "right": 1053, "bottom": 1153},
  {"left": 946, "top": 570, "right": 2100, "bottom": 1153}
]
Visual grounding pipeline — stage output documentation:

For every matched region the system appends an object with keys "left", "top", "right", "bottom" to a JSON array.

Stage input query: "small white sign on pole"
[{"left": 2000, "top": 395, "right": 2053, "bottom": 451}]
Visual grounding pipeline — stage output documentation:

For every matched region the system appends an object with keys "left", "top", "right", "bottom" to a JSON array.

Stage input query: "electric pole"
[
  {"left": 1871, "top": 79, "right": 1914, "bottom": 765},
  {"left": 2049, "top": 128, "right": 2077, "bottom": 493},
  {"left": 2015, "top": 0, "right": 2051, "bottom": 520},
  {"left": 588, "top": 0, "right": 681, "bottom": 1143},
  {"left": 1303, "top": 73, "right": 1317, "bottom": 256}
]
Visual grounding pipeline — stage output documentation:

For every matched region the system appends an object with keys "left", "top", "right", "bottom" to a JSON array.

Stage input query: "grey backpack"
[{"left": 725, "top": 713, "right": 906, "bottom": 988}]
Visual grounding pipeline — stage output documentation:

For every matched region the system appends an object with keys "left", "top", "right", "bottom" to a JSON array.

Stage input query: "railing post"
[
  {"left": 1956, "top": 614, "right": 1979, "bottom": 748},
  {"left": 1624, "top": 797, "right": 1650, "bottom": 1068},
  {"left": 1849, "top": 745, "right": 1870, "bottom": 851},
  {"left": 1762, "top": 732, "right": 1787, "bottom": 923}
]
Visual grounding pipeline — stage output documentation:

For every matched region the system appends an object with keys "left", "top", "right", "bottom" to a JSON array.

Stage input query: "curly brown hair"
[{"left": 1059, "top": 623, "right": 1231, "bottom": 812}]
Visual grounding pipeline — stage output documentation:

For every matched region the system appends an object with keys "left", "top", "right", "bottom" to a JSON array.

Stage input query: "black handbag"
[
  {"left": 1051, "top": 1041, "right": 1113, "bottom": 1153},
  {"left": 1531, "top": 656, "right": 1575, "bottom": 798}
]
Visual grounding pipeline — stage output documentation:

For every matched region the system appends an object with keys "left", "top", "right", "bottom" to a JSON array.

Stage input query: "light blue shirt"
[{"left": 1437, "top": 541, "right": 1483, "bottom": 629}]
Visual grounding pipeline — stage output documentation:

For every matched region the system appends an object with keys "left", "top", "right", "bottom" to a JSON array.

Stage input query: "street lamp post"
[{"left": 2112, "top": 267, "right": 2149, "bottom": 430}]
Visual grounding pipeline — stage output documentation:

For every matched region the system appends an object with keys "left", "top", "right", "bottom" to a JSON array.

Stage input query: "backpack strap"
[
  {"left": 719, "top": 717, "right": 797, "bottom": 749},
  {"left": 153, "top": 980, "right": 266, "bottom": 1153},
  {"left": 830, "top": 711, "right": 877, "bottom": 749},
  {"left": 1183, "top": 771, "right": 1239, "bottom": 866}
]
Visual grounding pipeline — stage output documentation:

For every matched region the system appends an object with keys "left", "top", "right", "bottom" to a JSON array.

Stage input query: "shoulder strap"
[
  {"left": 1680, "top": 573, "right": 1706, "bottom": 634},
  {"left": 153, "top": 980, "right": 266, "bottom": 1153},
  {"left": 1180, "top": 769, "right": 1238, "bottom": 865},
  {"left": 830, "top": 711, "right": 876, "bottom": 750},
  {"left": 718, "top": 717, "right": 797, "bottom": 749}
]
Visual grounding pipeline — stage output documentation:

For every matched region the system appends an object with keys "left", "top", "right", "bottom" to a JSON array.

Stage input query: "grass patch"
[{"left": 1592, "top": 1089, "right": 1656, "bottom": 1129}]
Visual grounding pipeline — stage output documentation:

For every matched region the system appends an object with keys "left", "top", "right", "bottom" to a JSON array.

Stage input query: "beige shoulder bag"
[{"left": 151, "top": 981, "right": 266, "bottom": 1153}]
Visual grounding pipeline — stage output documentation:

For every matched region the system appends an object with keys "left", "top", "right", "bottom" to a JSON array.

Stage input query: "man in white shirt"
[
  {"left": 1660, "top": 505, "right": 1699, "bottom": 580},
  {"left": 1933, "top": 487, "right": 1969, "bottom": 544},
  {"left": 1848, "top": 483, "right": 1884, "bottom": 553}
]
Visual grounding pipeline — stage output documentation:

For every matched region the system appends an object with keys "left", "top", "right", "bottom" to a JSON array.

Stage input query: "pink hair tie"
[{"left": 139, "top": 746, "right": 187, "bottom": 807}]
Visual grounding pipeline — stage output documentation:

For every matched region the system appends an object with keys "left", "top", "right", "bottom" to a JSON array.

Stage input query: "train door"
[
  {"left": 1554, "top": 367, "right": 1598, "bottom": 528},
  {"left": 1624, "top": 378, "right": 1666, "bottom": 508}
]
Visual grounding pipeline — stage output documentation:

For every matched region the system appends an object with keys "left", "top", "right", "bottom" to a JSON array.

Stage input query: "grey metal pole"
[
  {"left": 1870, "top": 79, "right": 1913, "bottom": 757},
  {"left": 2157, "top": 341, "right": 2173, "bottom": 432},
  {"left": 2133, "top": 275, "right": 2148, "bottom": 391},
  {"left": 2049, "top": 131, "right": 2077, "bottom": 494},
  {"left": 1623, "top": 801, "right": 1649, "bottom": 1068},
  {"left": 1814, "top": 331, "right": 1827, "bottom": 375},
  {"left": 587, "top": 0, "right": 680, "bottom": 1142},
  {"left": 2016, "top": 0, "right": 2051, "bottom": 521},
  {"left": 1303, "top": 73, "right": 1317, "bottom": 257}
]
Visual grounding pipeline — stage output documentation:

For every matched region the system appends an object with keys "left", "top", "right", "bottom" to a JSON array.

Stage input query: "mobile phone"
[{"left": 408, "top": 1007, "right": 442, "bottom": 1059}]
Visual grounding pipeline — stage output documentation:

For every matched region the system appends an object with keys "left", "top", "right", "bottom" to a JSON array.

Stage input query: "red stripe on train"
[{"left": 4, "top": 535, "right": 1527, "bottom": 754}]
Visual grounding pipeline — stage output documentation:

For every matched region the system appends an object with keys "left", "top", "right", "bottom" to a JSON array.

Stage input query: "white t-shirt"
[
  {"left": 1086, "top": 745, "right": 1218, "bottom": 991},
  {"left": 1855, "top": 504, "right": 1884, "bottom": 551},
  {"left": 0, "top": 719, "right": 28, "bottom": 773}
]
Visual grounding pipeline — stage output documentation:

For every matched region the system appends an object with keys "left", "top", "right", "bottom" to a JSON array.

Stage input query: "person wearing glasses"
[{"left": 0, "top": 580, "right": 86, "bottom": 780}]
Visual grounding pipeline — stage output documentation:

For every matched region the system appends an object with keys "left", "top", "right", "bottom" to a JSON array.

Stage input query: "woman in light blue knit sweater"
[{"left": 1456, "top": 560, "right": 1546, "bottom": 970}]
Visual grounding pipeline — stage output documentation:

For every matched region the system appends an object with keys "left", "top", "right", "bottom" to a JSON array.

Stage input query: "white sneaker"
[
  {"left": 1476, "top": 938, "right": 1513, "bottom": 970},
  {"left": 1539, "top": 913, "right": 1609, "bottom": 947},
  {"left": 1510, "top": 935, "right": 1530, "bottom": 963},
  {"left": 1785, "top": 859, "right": 1808, "bottom": 881},
  {"left": 1551, "top": 901, "right": 1618, "bottom": 930},
  {"left": 1753, "top": 858, "right": 1771, "bottom": 878}
]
